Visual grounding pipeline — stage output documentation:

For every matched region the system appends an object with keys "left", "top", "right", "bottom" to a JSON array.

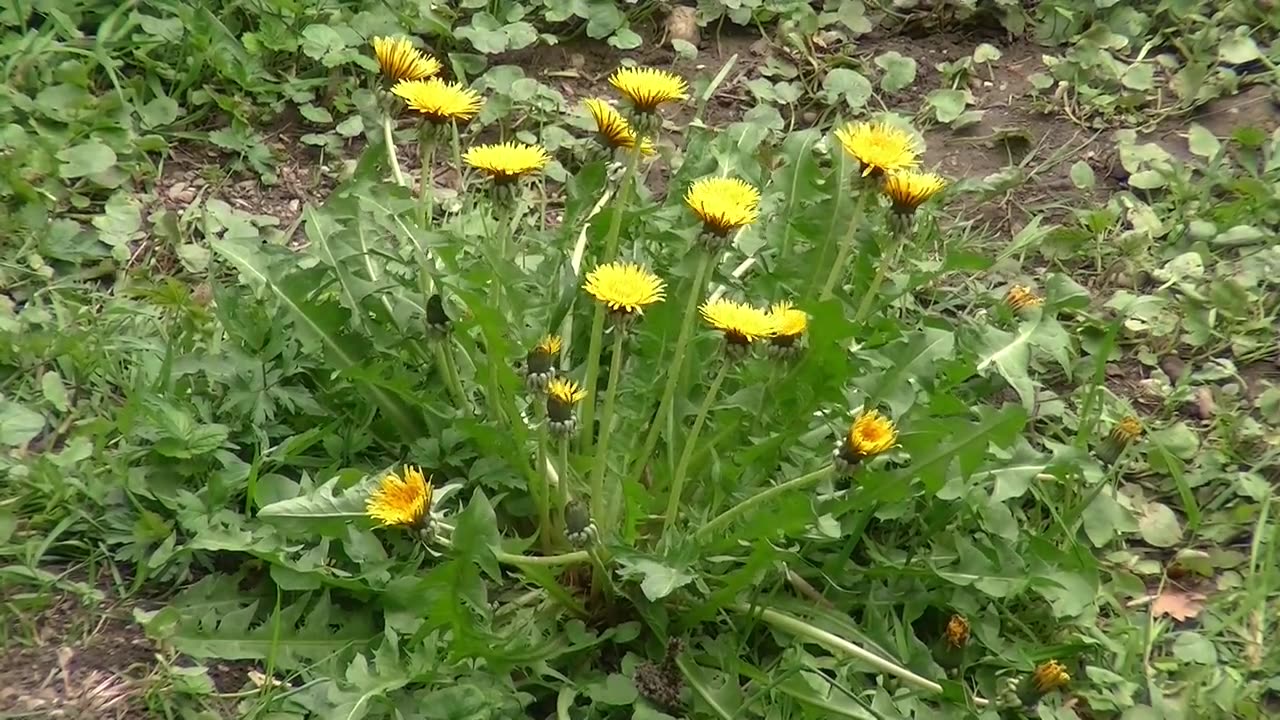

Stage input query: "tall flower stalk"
[
  {"left": 663, "top": 360, "right": 729, "bottom": 535},
  {"left": 589, "top": 329, "right": 627, "bottom": 529},
  {"left": 580, "top": 140, "right": 645, "bottom": 454},
  {"left": 418, "top": 125, "right": 437, "bottom": 227}
]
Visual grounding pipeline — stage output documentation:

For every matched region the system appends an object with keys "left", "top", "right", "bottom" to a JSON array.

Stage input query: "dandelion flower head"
[
  {"left": 834, "top": 121, "right": 920, "bottom": 177},
  {"left": 768, "top": 301, "right": 808, "bottom": 343},
  {"left": 609, "top": 67, "right": 688, "bottom": 113},
  {"left": 366, "top": 465, "right": 432, "bottom": 528},
  {"left": 372, "top": 36, "right": 441, "bottom": 83},
  {"left": 584, "top": 98, "right": 655, "bottom": 155},
  {"left": 882, "top": 171, "right": 946, "bottom": 213},
  {"left": 583, "top": 262, "right": 667, "bottom": 315},
  {"left": 700, "top": 298, "right": 776, "bottom": 345},
  {"left": 464, "top": 141, "right": 551, "bottom": 182},
  {"left": 846, "top": 410, "right": 898, "bottom": 458},
  {"left": 392, "top": 78, "right": 483, "bottom": 124},
  {"left": 1032, "top": 660, "right": 1070, "bottom": 694},
  {"left": 685, "top": 177, "right": 761, "bottom": 236}
]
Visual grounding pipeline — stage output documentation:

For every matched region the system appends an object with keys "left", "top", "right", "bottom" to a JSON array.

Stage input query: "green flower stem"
[
  {"left": 556, "top": 436, "right": 571, "bottom": 540},
  {"left": 730, "top": 603, "right": 990, "bottom": 707},
  {"left": 433, "top": 343, "right": 467, "bottom": 409},
  {"left": 663, "top": 359, "right": 730, "bottom": 536},
  {"left": 578, "top": 308, "right": 608, "bottom": 455},
  {"left": 382, "top": 114, "right": 405, "bottom": 187},
  {"left": 578, "top": 142, "right": 645, "bottom": 455},
  {"left": 417, "top": 126, "right": 436, "bottom": 228},
  {"left": 818, "top": 190, "right": 869, "bottom": 301},
  {"left": 433, "top": 529, "right": 589, "bottom": 567},
  {"left": 449, "top": 120, "right": 464, "bottom": 192},
  {"left": 695, "top": 465, "right": 833, "bottom": 542},
  {"left": 536, "top": 404, "right": 553, "bottom": 554},
  {"left": 589, "top": 329, "right": 627, "bottom": 533},
  {"left": 804, "top": 154, "right": 847, "bottom": 300},
  {"left": 622, "top": 251, "right": 714, "bottom": 490},
  {"left": 852, "top": 238, "right": 904, "bottom": 324}
]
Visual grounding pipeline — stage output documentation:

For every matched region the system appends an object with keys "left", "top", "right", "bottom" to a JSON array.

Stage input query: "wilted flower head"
[
  {"left": 882, "top": 171, "right": 946, "bottom": 214},
  {"left": 1005, "top": 285, "right": 1043, "bottom": 314},
  {"left": 372, "top": 36, "right": 440, "bottom": 83},
  {"left": 685, "top": 177, "right": 761, "bottom": 238},
  {"left": 835, "top": 409, "right": 898, "bottom": 472},
  {"left": 834, "top": 121, "right": 919, "bottom": 177},
  {"left": 366, "top": 466, "right": 433, "bottom": 528},
  {"left": 609, "top": 67, "right": 688, "bottom": 113},
  {"left": 1097, "top": 414, "right": 1143, "bottom": 465},
  {"left": 392, "top": 78, "right": 483, "bottom": 124},
  {"left": 945, "top": 614, "right": 970, "bottom": 649},
  {"left": 464, "top": 142, "right": 550, "bottom": 183},
  {"left": 583, "top": 262, "right": 666, "bottom": 317},
  {"left": 584, "top": 98, "right": 655, "bottom": 155}
]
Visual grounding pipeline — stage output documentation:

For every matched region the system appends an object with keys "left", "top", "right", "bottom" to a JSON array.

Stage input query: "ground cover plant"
[{"left": 2, "top": 0, "right": 1279, "bottom": 718}]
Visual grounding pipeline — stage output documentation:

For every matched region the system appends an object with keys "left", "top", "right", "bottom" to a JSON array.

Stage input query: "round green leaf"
[
  {"left": 57, "top": 141, "right": 118, "bottom": 178},
  {"left": 874, "top": 51, "right": 917, "bottom": 93}
]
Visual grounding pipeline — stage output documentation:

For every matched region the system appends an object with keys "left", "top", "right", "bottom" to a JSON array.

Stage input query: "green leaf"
[
  {"left": 874, "top": 51, "right": 917, "bottom": 93},
  {"left": 607, "top": 27, "right": 642, "bottom": 50},
  {"left": 1121, "top": 64, "right": 1154, "bottom": 90},
  {"left": 972, "top": 43, "right": 1002, "bottom": 63},
  {"left": 976, "top": 324, "right": 1036, "bottom": 411},
  {"left": 616, "top": 557, "right": 695, "bottom": 601},
  {"left": 1069, "top": 160, "right": 1096, "bottom": 189},
  {"left": 1138, "top": 502, "right": 1183, "bottom": 547},
  {"left": 926, "top": 89, "right": 969, "bottom": 123},
  {"left": 300, "top": 24, "right": 347, "bottom": 60},
  {"left": 1171, "top": 632, "right": 1217, "bottom": 664},
  {"left": 259, "top": 473, "right": 377, "bottom": 520},
  {"left": 1082, "top": 489, "right": 1136, "bottom": 547},
  {"left": 585, "top": 3, "right": 624, "bottom": 38},
  {"left": 899, "top": 406, "right": 1028, "bottom": 493},
  {"left": 57, "top": 141, "right": 117, "bottom": 178},
  {"left": 335, "top": 115, "right": 363, "bottom": 138},
  {"left": 587, "top": 674, "right": 637, "bottom": 706},
  {"left": 41, "top": 371, "right": 69, "bottom": 412},
  {"left": 0, "top": 400, "right": 45, "bottom": 447},
  {"left": 454, "top": 490, "right": 501, "bottom": 579},
  {"left": 822, "top": 68, "right": 872, "bottom": 110},
  {"left": 92, "top": 192, "right": 142, "bottom": 247},
  {"left": 1149, "top": 421, "right": 1199, "bottom": 459},
  {"left": 211, "top": 237, "right": 424, "bottom": 441},
  {"left": 1218, "top": 34, "right": 1261, "bottom": 64},
  {"left": 139, "top": 96, "right": 179, "bottom": 128},
  {"left": 1186, "top": 123, "right": 1220, "bottom": 159}
]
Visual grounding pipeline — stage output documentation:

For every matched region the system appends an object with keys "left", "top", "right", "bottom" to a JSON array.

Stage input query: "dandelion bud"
[{"left": 1096, "top": 415, "right": 1143, "bottom": 465}]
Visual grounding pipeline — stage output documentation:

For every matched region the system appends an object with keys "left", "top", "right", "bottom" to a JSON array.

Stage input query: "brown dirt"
[{"left": 0, "top": 592, "right": 154, "bottom": 718}]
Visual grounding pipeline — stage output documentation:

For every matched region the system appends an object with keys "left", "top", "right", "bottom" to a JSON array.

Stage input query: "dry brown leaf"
[{"left": 1151, "top": 588, "right": 1206, "bottom": 622}]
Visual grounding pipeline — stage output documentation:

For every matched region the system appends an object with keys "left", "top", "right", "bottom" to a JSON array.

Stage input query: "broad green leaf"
[
  {"left": 0, "top": 400, "right": 44, "bottom": 447},
  {"left": 1171, "top": 632, "right": 1217, "bottom": 664},
  {"left": 972, "top": 43, "right": 1002, "bottom": 63},
  {"left": 454, "top": 490, "right": 501, "bottom": 579},
  {"left": 1186, "top": 123, "right": 1219, "bottom": 159},
  {"left": 58, "top": 141, "right": 117, "bottom": 178},
  {"left": 587, "top": 674, "right": 637, "bottom": 706},
  {"left": 1069, "top": 160, "right": 1095, "bottom": 189},
  {"left": 1138, "top": 502, "right": 1183, "bottom": 547},
  {"left": 259, "top": 473, "right": 379, "bottom": 520},
  {"left": 616, "top": 557, "right": 695, "bottom": 601},
  {"left": 899, "top": 406, "right": 1028, "bottom": 492},
  {"left": 977, "top": 324, "right": 1036, "bottom": 411},
  {"left": 41, "top": 371, "right": 69, "bottom": 412},
  {"left": 1083, "top": 489, "right": 1137, "bottom": 547},
  {"left": 92, "top": 192, "right": 142, "bottom": 247},
  {"left": 1218, "top": 34, "right": 1261, "bottom": 64},
  {"left": 926, "top": 89, "right": 968, "bottom": 123},
  {"left": 874, "top": 51, "right": 917, "bottom": 93},
  {"left": 823, "top": 68, "right": 872, "bottom": 110}
]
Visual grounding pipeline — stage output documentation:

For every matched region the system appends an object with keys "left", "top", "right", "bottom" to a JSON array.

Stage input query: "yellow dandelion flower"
[
  {"left": 464, "top": 141, "right": 551, "bottom": 183},
  {"left": 391, "top": 78, "right": 483, "bottom": 124},
  {"left": 945, "top": 614, "right": 970, "bottom": 649},
  {"left": 700, "top": 298, "right": 776, "bottom": 346},
  {"left": 366, "top": 465, "right": 433, "bottom": 528},
  {"left": 768, "top": 302, "right": 809, "bottom": 342},
  {"left": 846, "top": 410, "right": 898, "bottom": 459},
  {"left": 584, "top": 98, "right": 655, "bottom": 155},
  {"left": 883, "top": 171, "right": 946, "bottom": 213},
  {"left": 834, "top": 121, "right": 920, "bottom": 177},
  {"left": 546, "top": 377, "right": 588, "bottom": 435},
  {"left": 685, "top": 177, "right": 761, "bottom": 236},
  {"left": 1110, "top": 416, "right": 1143, "bottom": 444},
  {"left": 609, "top": 67, "right": 688, "bottom": 113},
  {"left": 1032, "top": 660, "right": 1070, "bottom": 694},
  {"left": 371, "top": 36, "right": 441, "bottom": 83},
  {"left": 535, "top": 334, "right": 562, "bottom": 356},
  {"left": 583, "top": 262, "right": 666, "bottom": 315},
  {"left": 1005, "top": 285, "right": 1043, "bottom": 313}
]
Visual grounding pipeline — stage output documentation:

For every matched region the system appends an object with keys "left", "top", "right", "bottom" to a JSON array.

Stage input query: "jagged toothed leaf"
[{"left": 259, "top": 472, "right": 381, "bottom": 520}]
